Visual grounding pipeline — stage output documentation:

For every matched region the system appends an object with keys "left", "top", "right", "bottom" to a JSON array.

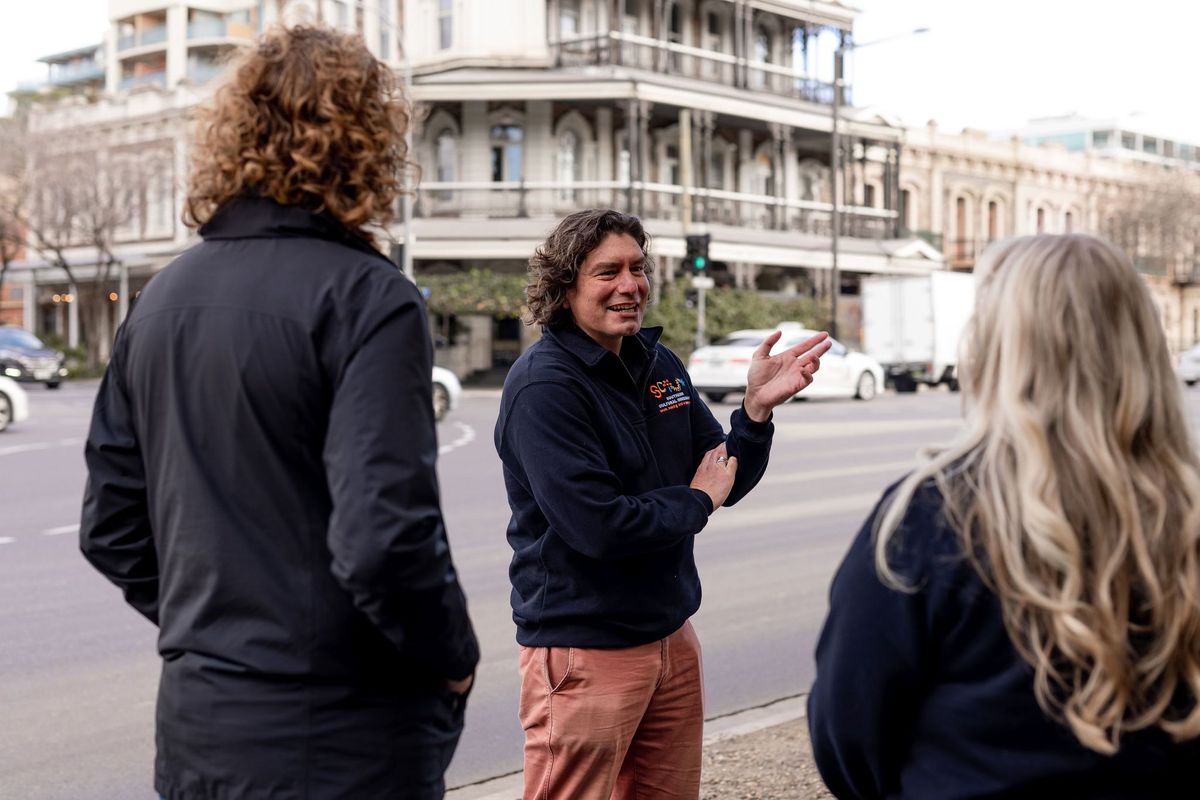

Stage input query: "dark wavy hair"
[
  {"left": 184, "top": 25, "right": 410, "bottom": 236},
  {"left": 525, "top": 209, "right": 654, "bottom": 327}
]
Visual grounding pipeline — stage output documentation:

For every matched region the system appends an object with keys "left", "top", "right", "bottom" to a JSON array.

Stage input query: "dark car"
[{"left": 0, "top": 327, "right": 68, "bottom": 389}]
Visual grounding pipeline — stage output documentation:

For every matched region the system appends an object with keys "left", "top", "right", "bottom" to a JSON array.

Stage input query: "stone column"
[
  {"left": 167, "top": 4, "right": 187, "bottom": 87},
  {"left": 638, "top": 100, "right": 653, "bottom": 216},
  {"left": 461, "top": 101, "right": 490, "bottom": 217},
  {"left": 597, "top": 106, "right": 614, "bottom": 206},
  {"left": 526, "top": 100, "right": 554, "bottom": 216},
  {"left": 699, "top": 110, "right": 715, "bottom": 221}
]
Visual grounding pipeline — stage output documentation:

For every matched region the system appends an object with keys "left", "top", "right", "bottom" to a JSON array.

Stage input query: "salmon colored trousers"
[{"left": 518, "top": 620, "right": 705, "bottom": 800}]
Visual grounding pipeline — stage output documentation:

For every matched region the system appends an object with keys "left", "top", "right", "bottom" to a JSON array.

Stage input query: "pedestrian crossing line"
[
  {"left": 42, "top": 524, "right": 80, "bottom": 536},
  {"left": 0, "top": 436, "right": 85, "bottom": 457},
  {"left": 774, "top": 418, "right": 962, "bottom": 440},
  {"left": 0, "top": 537, "right": 13, "bottom": 545},
  {"left": 764, "top": 459, "right": 919, "bottom": 485},
  {"left": 708, "top": 491, "right": 881, "bottom": 530}
]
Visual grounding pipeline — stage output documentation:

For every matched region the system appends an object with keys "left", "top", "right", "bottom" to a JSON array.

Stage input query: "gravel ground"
[{"left": 701, "top": 718, "right": 833, "bottom": 800}]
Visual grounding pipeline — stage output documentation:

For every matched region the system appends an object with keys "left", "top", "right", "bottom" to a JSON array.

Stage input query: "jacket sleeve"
[
  {"left": 80, "top": 327, "right": 159, "bottom": 624},
  {"left": 806, "top": 492, "right": 932, "bottom": 800},
  {"left": 323, "top": 277, "right": 479, "bottom": 682},
  {"left": 686, "top": 391, "right": 774, "bottom": 507},
  {"left": 500, "top": 379, "right": 712, "bottom": 560}
]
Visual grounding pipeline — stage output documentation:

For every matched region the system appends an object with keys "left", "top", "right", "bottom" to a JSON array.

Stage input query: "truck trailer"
[{"left": 861, "top": 271, "right": 976, "bottom": 393}]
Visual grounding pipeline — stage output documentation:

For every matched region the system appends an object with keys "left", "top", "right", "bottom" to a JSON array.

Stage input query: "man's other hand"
[{"left": 690, "top": 443, "right": 738, "bottom": 510}]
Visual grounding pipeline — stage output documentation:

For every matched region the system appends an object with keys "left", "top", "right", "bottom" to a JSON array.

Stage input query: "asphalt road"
[{"left": 4, "top": 380, "right": 1196, "bottom": 797}]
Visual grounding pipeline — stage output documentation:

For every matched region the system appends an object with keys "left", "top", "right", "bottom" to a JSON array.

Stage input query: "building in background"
[{"left": 7, "top": 0, "right": 1199, "bottom": 368}]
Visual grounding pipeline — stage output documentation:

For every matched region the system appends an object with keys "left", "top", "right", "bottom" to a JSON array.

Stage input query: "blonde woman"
[{"left": 808, "top": 234, "right": 1200, "bottom": 799}]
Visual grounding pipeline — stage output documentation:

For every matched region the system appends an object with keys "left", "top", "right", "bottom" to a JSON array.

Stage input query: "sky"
[{"left": 1, "top": 0, "right": 1197, "bottom": 141}]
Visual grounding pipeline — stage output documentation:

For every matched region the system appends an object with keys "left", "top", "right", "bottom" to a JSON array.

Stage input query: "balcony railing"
[
  {"left": 187, "top": 61, "right": 225, "bottom": 83},
  {"left": 119, "top": 70, "right": 168, "bottom": 90},
  {"left": 48, "top": 62, "right": 105, "bottom": 86},
  {"left": 410, "top": 180, "right": 894, "bottom": 238},
  {"left": 555, "top": 32, "right": 844, "bottom": 105},
  {"left": 118, "top": 24, "right": 168, "bottom": 51},
  {"left": 188, "top": 19, "right": 226, "bottom": 39}
]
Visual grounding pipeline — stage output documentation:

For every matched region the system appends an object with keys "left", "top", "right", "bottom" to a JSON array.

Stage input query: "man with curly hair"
[
  {"left": 79, "top": 26, "right": 478, "bottom": 799},
  {"left": 495, "top": 209, "right": 831, "bottom": 798}
]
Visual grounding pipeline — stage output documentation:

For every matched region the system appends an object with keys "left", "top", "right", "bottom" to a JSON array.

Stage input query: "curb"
[{"left": 445, "top": 695, "right": 805, "bottom": 800}]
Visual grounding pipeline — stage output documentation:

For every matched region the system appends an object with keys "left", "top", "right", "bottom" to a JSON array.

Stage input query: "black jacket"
[
  {"left": 80, "top": 198, "right": 479, "bottom": 798},
  {"left": 808, "top": 480, "right": 1200, "bottom": 800},
  {"left": 494, "top": 324, "right": 773, "bottom": 647}
]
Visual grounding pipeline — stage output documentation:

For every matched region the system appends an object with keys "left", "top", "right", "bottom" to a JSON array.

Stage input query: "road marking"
[
  {"left": 708, "top": 491, "right": 881, "bottom": 530},
  {"left": 765, "top": 459, "right": 918, "bottom": 485},
  {"left": 439, "top": 422, "right": 476, "bottom": 456},
  {"left": 775, "top": 418, "right": 962, "bottom": 439},
  {"left": 42, "top": 523, "right": 80, "bottom": 536},
  {"left": 0, "top": 537, "right": 13, "bottom": 545},
  {"left": 0, "top": 436, "right": 85, "bottom": 457}
]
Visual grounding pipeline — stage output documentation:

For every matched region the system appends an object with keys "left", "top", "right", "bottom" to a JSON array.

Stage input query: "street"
[{"left": 3, "top": 381, "right": 1198, "bottom": 798}]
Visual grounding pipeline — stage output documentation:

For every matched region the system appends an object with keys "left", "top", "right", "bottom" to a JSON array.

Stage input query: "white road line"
[
  {"left": 765, "top": 459, "right": 918, "bottom": 485},
  {"left": 0, "top": 537, "right": 14, "bottom": 545},
  {"left": 775, "top": 418, "right": 962, "bottom": 439},
  {"left": 42, "top": 524, "right": 80, "bottom": 536},
  {"left": 0, "top": 436, "right": 85, "bottom": 457},
  {"left": 439, "top": 422, "right": 476, "bottom": 456},
  {"left": 708, "top": 491, "right": 881, "bottom": 530}
]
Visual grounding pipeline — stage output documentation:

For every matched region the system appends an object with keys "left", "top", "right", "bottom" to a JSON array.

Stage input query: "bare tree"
[{"left": 1, "top": 129, "right": 151, "bottom": 369}]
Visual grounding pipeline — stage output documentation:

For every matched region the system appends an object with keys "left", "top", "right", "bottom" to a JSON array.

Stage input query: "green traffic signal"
[{"left": 694, "top": 257, "right": 706, "bottom": 270}]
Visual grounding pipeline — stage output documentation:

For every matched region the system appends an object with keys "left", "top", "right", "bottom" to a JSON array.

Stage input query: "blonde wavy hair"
[
  {"left": 185, "top": 25, "right": 410, "bottom": 236},
  {"left": 875, "top": 234, "right": 1200, "bottom": 754}
]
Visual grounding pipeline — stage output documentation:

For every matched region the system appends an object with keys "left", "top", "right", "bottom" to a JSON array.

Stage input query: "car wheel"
[
  {"left": 705, "top": 392, "right": 727, "bottom": 403},
  {"left": 1187, "top": 380, "right": 1198, "bottom": 387},
  {"left": 854, "top": 372, "right": 877, "bottom": 401},
  {"left": 0, "top": 392, "right": 10, "bottom": 432},
  {"left": 433, "top": 383, "right": 450, "bottom": 422},
  {"left": 893, "top": 374, "right": 918, "bottom": 393},
  {"left": 45, "top": 381, "right": 61, "bottom": 390}
]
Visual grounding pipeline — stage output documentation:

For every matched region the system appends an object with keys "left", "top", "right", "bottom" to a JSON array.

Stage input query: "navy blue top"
[
  {"left": 809, "top": 480, "right": 1200, "bottom": 800},
  {"left": 494, "top": 323, "right": 774, "bottom": 647}
]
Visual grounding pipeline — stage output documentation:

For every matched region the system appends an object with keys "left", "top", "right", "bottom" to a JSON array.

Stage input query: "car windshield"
[
  {"left": 0, "top": 329, "right": 46, "bottom": 349},
  {"left": 713, "top": 335, "right": 766, "bottom": 347}
]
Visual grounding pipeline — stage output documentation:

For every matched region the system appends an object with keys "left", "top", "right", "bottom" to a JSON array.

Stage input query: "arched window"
[
  {"left": 987, "top": 200, "right": 999, "bottom": 241},
  {"left": 438, "top": 0, "right": 453, "bottom": 49},
  {"left": 1064, "top": 210, "right": 1074, "bottom": 233},
  {"left": 559, "top": 0, "right": 580, "bottom": 37},
  {"left": 491, "top": 124, "right": 524, "bottom": 182},
  {"left": 557, "top": 130, "right": 581, "bottom": 201},
  {"left": 753, "top": 25, "right": 771, "bottom": 89},
  {"left": 1036, "top": 206, "right": 1046, "bottom": 233},
  {"left": 900, "top": 188, "right": 912, "bottom": 231},
  {"left": 434, "top": 129, "right": 457, "bottom": 201}
]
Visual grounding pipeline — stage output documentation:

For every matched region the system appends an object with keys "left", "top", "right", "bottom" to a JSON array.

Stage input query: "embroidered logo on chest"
[{"left": 649, "top": 377, "right": 691, "bottom": 414}]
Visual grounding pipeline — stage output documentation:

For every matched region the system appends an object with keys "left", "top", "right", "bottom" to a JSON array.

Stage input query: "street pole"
[
  {"left": 829, "top": 44, "right": 843, "bottom": 340},
  {"left": 680, "top": 108, "right": 707, "bottom": 348}
]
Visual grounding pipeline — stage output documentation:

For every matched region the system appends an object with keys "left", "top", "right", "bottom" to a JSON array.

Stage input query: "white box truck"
[{"left": 861, "top": 271, "right": 976, "bottom": 392}]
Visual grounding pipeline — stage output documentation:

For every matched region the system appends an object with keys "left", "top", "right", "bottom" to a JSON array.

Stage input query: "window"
[
  {"left": 491, "top": 125, "right": 524, "bottom": 182},
  {"left": 754, "top": 27, "right": 771, "bottom": 62},
  {"left": 707, "top": 11, "right": 720, "bottom": 37},
  {"left": 1036, "top": 207, "right": 1045, "bottom": 233},
  {"left": 434, "top": 129, "right": 457, "bottom": 200},
  {"left": 1143, "top": 136, "right": 1159, "bottom": 155},
  {"left": 557, "top": 130, "right": 581, "bottom": 201},
  {"left": 438, "top": 0, "right": 453, "bottom": 50},
  {"left": 987, "top": 200, "right": 998, "bottom": 240},
  {"left": 1091, "top": 130, "right": 1112, "bottom": 148},
  {"left": 862, "top": 184, "right": 875, "bottom": 208},
  {"left": 1121, "top": 131, "right": 1136, "bottom": 150},
  {"left": 559, "top": 0, "right": 580, "bottom": 37},
  {"left": 1064, "top": 210, "right": 1073, "bottom": 233}
]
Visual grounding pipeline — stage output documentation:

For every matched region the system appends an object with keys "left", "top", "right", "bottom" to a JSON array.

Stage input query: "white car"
[
  {"left": 0, "top": 375, "right": 30, "bottom": 432},
  {"left": 687, "top": 324, "right": 886, "bottom": 402},
  {"left": 432, "top": 366, "right": 462, "bottom": 422},
  {"left": 1180, "top": 345, "right": 1200, "bottom": 387}
]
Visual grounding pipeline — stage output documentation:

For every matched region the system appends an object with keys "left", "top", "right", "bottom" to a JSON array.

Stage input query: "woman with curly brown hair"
[
  {"left": 81, "top": 26, "right": 478, "bottom": 799},
  {"left": 808, "top": 234, "right": 1200, "bottom": 799}
]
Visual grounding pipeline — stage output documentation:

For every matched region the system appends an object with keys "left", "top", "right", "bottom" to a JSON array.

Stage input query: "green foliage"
[
  {"left": 418, "top": 269, "right": 528, "bottom": 319},
  {"left": 645, "top": 283, "right": 825, "bottom": 360}
]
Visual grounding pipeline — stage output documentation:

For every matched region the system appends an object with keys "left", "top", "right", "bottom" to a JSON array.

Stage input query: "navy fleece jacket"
[{"left": 494, "top": 324, "right": 774, "bottom": 648}]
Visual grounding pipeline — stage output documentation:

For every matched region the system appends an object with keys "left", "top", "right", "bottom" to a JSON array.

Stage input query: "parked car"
[
  {"left": 0, "top": 375, "right": 30, "bottom": 432},
  {"left": 0, "top": 326, "right": 68, "bottom": 389},
  {"left": 687, "top": 323, "right": 885, "bottom": 402},
  {"left": 432, "top": 366, "right": 462, "bottom": 422},
  {"left": 1179, "top": 344, "right": 1200, "bottom": 386}
]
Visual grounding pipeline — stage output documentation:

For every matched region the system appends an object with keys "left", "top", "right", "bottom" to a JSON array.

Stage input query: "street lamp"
[{"left": 829, "top": 27, "right": 928, "bottom": 339}]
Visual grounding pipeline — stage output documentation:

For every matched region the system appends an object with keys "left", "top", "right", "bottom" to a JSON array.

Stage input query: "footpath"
[{"left": 448, "top": 696, "right": 833, "bottom": 800}]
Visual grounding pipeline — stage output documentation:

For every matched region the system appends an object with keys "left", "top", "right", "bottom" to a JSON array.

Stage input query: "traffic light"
[{"left": 684, "top": 233, "right": 711, "bottom": 273}]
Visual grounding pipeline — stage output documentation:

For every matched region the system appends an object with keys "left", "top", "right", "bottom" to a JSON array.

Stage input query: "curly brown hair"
[
  {"left": 185, "top": 25, "right": 410, "bottom": 236},
  {"left": 525, "top": 209, "right": 654, "bottom": 327}
]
